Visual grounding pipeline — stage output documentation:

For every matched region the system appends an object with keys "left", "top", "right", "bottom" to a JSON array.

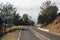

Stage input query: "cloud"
[{"left": 0, "top": 0, "right": 60, "bottom": 23}]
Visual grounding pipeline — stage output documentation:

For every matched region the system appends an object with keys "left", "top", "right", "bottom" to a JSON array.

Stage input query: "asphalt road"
[
  {"left": 20, "top": 29, "right": 41, "bottom": 40},
  {"left": 18, "top": 26, "right": 60, "bottom": 40},
  {"left": 30, "top": 26, "right": 60, "bottom": 40}
]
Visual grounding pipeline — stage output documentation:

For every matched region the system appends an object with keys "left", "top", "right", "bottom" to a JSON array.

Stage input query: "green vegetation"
[
  {"left": 38, "top": 1, "right": 58, "bottom": 26},
  {"left": 0, "top": 3, "right": 17, "bottom": 37},
  {"left": 20, "top": 14, "right": 35, "bottom": 25},
  {"left": 0, "top": 3, "right": 35, "bottom": 39},
  {"left": 18, "top": 14, "right": 34, "bottom": 25},
  {"left": 0, "top": 0, "right": 60, "bottom": 40}
]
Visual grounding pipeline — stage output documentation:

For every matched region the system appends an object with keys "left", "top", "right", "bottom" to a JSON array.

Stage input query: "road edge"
[
  {"left": 38, "top": 27, "right": 60, "bottom": 35},
  {"left": 17, "top": 26, "right": 22, "bottom": 40},
  {"left": 29, "top": 27, "right": 50, "bottom": 40}
]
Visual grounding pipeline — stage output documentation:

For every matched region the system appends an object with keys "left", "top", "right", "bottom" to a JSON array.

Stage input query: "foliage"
[
  {"left": 0, "top": 3, "right": 17, "bottom": 34},
  {"left": 13, "top": 13, "right": 21, "bottom": 25},
  {"left": 0, "top": 3, "right": 35, "bottom": 38},
  {"left": 0, "top": 2, "right": 35, "bottom": 39},
  {"left": 38, "top": 1, "right": 58, "bottom": 25},
  {"left": 21, "top": 14, "right": 35, "bottom": 25},
  {"left": 38, "top": 14, "right": 45, "bottom": 24}
]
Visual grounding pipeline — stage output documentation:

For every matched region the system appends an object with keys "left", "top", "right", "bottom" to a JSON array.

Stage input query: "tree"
[
  {"left": 18, "top": 19, "right": 24, "bottom": 25},
  {"left": 0, "top": 17, "right": 3, "bottom": 36},
  {"left": 38, "top": 1, "right": 58, "bottom": 25},
  {"left": 38, "top": 14, "right": 45, "bottom": 24},
  {"left": 22, "top": 14, "right": 29, "bottom": 25},
  {"left": 13, "top": 13, "right": 21, "bottom": 25},
  {"left": 21, "top": 14, "right": 35, "bottom": 25},
  {"left": 0, "top": 3, "right": 17, "bottom": 32},
  {"left": 22, "top": 14, "right": 28, "bottom": 21},
  {"left": 28, "top": 20, "right": 35, "bottom": 26}
]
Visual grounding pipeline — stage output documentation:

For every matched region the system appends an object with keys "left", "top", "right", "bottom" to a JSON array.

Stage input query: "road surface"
[{"left": 18, "top": 26, "right": 60, "bottom": 40}]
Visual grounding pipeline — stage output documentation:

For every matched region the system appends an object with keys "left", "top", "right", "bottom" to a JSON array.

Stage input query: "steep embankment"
[{"left": 44, "top": 16, "right": 60, "bottom": 33}]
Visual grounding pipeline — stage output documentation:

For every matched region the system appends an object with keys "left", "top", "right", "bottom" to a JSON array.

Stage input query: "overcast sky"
[{"left": 0, "top": 0, "right": 60, "bottom": 23}]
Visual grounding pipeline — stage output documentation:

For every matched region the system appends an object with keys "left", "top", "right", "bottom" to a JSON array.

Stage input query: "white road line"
[
  {"left": 38, "top": 27, "right": 50, "bottom": 32},
  {"left": 29, "top": 27, "right": 50, "bottom": 40},
  {"left": 17, "top": 27, "right": 22, "bottom": 40}
]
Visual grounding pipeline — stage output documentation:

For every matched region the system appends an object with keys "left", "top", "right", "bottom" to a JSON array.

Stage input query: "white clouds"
[
  {"left": 1, "top": 0, "right": 49, "bottom": 8},
  {"left": 5, "top": 0, "right": 43, "bottom": 8},
  {"left": 55, "top": 0, "right": 60, "bottom": 11},
  {"left": 0, "top": 0, "right": 60, "bottom": 23},
  {"left": 0, "top": 0, "right": 60, "bottom": 12}
]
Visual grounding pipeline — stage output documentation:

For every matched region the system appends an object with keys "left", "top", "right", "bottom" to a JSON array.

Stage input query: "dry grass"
[
  {"left": 6, "top": 26, "right": 21, "bottom": 32},
  {"left": 1, "top": 31, "right": 19, "bottom": 40},
  {"left": 1, "top": 26, "right": 21, "bottom": 40}
]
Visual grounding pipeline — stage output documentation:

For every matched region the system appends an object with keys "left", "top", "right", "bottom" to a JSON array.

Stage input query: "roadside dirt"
[{"left": 44, "top": 16, "right": 60, "bottom": 34}]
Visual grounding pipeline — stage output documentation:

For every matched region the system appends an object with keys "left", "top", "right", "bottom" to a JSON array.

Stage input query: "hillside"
[{"left": 44, "top": 16, "right": 60, "bottom": 33}]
